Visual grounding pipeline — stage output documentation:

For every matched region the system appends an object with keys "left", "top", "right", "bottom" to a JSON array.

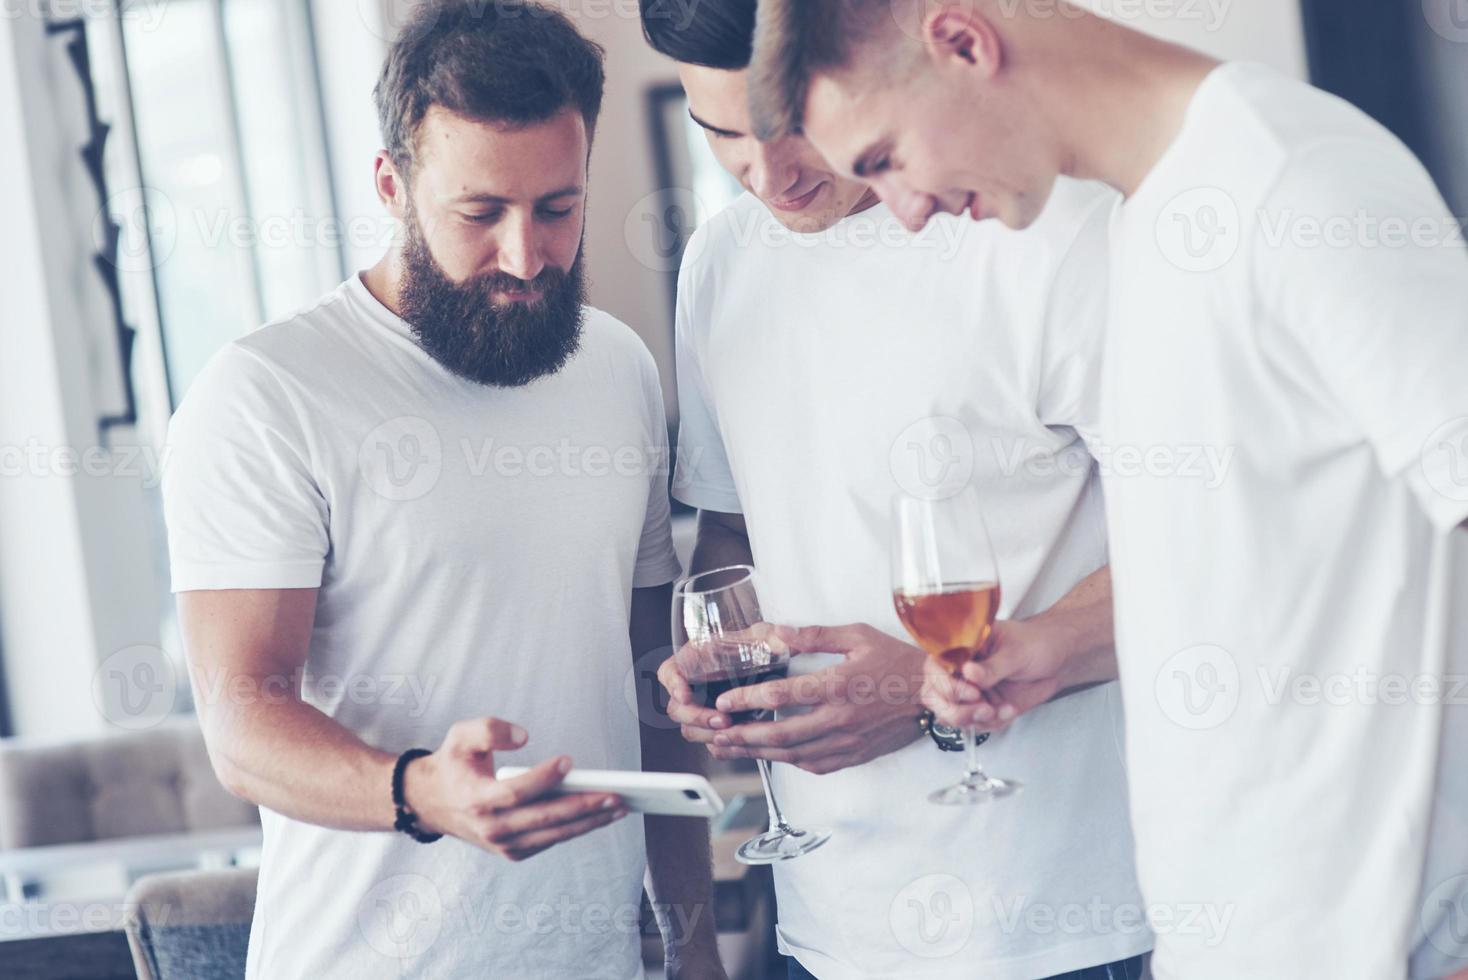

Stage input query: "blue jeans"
[{"left": 787, "top": 953, "right": 1147, "bottom": 980}]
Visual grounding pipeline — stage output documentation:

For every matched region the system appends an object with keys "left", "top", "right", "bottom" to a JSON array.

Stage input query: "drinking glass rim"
[{"left": 678, "top": 564, "right": 755, "bottom": 597}]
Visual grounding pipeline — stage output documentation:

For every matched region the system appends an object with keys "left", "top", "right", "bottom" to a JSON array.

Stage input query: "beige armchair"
[
  {"left": 0, "top": 718, "right": 258, "bottom": 849},
  {"left": 123, "top": 866, "right": 258, "bottom": 980},
  {"left": 0, "top": 719, "right": 261, "bottom": 977}
]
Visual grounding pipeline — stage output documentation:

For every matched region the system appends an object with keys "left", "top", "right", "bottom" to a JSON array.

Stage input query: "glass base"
[
  {"left": 928, "top": 775, "right": 1021, "bottom": 805},
  {"left": 735, "top": 825, "right": 832, "bottom": 865}
]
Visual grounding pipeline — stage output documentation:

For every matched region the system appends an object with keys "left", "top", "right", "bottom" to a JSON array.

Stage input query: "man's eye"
[
  {"left": 871, "top": 157, "right": 892, "bottom": 175},
  {"left": 463, "top": 211, "right": 499, "bottom": 224},
  {"left": 539, "top": 207, "right": 574, "bottom": 220}
]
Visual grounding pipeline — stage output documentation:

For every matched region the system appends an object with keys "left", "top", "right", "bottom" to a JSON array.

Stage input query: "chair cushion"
[
  {"left": 124, "top": 866, "right": 258, "bottom": 980},
  {"left": 135, "top": 922, "right": 251, "bottom": 980}
]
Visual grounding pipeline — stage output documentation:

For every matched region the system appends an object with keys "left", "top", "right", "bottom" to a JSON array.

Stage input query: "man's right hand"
[
  {"left": 657, "top": 626, "right": 927, "bottom": 775},
  {"left": 923, "top": 601, "right": 1119, "bottom": 732},
  {"left": 402, "top": 718, "right": 628, "bottom": 862}
]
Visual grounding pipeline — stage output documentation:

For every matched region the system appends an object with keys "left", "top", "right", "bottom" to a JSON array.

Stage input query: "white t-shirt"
[
  {"left": 1103, "top": 62, "right": 1468, "bottom": 980},
  {"left": 674, "top": 185, "right": 1152, "bottom": 979},
  {"left": 162, "top": 274, "right": 681, "bottom": 980}
]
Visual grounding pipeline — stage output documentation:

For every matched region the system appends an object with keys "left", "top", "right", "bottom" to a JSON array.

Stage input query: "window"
[
  {"left": 77, "top": 0, "right": 347, "bottom": 693},
  {"left": 93, "top": 0, "right": 344, "bottom": 409}
]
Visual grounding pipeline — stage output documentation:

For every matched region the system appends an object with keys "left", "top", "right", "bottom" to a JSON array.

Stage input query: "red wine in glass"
[
  {"left": 672, "top": 565, "right": 831, "bottom": 864},
  {"left": 691, "top": 661, "right": 791, "bottom": 724}
]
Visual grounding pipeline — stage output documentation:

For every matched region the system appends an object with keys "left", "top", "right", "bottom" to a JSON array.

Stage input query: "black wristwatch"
[{"left": 917, "top": 709, "right": 989, "bottom": 752}]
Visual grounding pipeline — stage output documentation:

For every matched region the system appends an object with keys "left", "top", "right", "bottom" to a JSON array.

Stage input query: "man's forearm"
[
  {"left": 1029, "top": 565, "right": 1118, "bottom": 690},
  {"left": 642, "top": 726, "right": 720, "bottom": 951},
  {"left": 200, "top": 694, "right": 397, "bottom": 832},
  {"left": 182, "top": 588, "right": 402, "bottom": 832},
  {"left": 689, "top": 511, "right": 753, "bottom": 574},
  {"left": 630, "top": 579, "right": 721, "bottom": 959}
]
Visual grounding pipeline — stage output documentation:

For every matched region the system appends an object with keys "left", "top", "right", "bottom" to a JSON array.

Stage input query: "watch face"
[
  {"left": 930, "top": 721, "right": 989, "bottom": 751},
  {"left": 932, "top": 721, "right": 963, "bottom": 739}
]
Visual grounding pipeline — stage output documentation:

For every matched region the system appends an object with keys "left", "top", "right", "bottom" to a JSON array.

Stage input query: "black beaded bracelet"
[{"left": 391, "top": 748, "right": 443, "bottom": 844}]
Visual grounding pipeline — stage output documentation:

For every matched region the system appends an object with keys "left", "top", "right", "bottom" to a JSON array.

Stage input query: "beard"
[{"left": 396, "top": 204, "right": 586, "bottom": 388}]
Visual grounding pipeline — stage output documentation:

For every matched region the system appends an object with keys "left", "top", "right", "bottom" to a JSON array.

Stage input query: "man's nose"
[
  {"left": 747, "top": 140, "right": 800, "bottom": 201},
  {"left": 496, "top": 213, "right": 546, "bottom": 282},
  {"left": 891, "top": 188, "right": 937, "bottom": 232}
]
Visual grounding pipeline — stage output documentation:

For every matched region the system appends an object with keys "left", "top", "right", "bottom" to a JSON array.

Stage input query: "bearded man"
[{"left": 160, "top": 3, "right": 722, "bottom": 978}]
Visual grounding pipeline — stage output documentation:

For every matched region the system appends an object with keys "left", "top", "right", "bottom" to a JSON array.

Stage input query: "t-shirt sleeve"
[
  {"left": 632, "top": 347, "right": 684, "bottom": 589},
  {"left": 670, "top": 240, "right": 743, "bottom": 515},
  {"left": 1258, "top": 141, "right": 1468, "bottom": 533},
  {"left": 162, "top": 344, "right": 329, "bottom": 591},
  {"left": 1036, "top": 191, "right": 1115, "bottom": 453}
]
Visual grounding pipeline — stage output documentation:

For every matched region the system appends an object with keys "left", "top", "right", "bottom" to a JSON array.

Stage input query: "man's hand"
[
  {"left": 402, "top": 718, "right": 627, "bottom": 862},
  {"left": 658, "top": 624, "right": 926, "bottom": 775},
  {"left": 923, "top": 614, "right": 1111, "bottom": 732}
]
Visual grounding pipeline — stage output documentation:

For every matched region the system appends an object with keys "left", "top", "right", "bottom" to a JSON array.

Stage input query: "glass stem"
[
  {"left": 756, "top": 758, "right": 792, "bottom": 834},
  {"left": 964, "top": 726, "right": 986, "bottom": 783}
]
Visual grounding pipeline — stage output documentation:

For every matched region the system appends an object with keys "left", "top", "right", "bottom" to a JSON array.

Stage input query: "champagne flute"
[
  {"left": 672, "top": 565, "right": 832, "bottom": 863},
  {"left": 891, "top": 489, "right": 1020, "bottom": 804}
]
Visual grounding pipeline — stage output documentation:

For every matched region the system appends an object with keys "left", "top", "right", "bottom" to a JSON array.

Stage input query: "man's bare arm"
[
  {"left": 632, "top": 582, "right": 726, "bottom": 978},
  {"left": 976, "top": 564, "right": 1118, "bottom": 689},
  {"left": 180, "top": 588, "right": 401, "bottom": 829},
  {"left": 689, "top": 509, "right": 753, "bottom": 574},
  {"left": 926, "top": 565, "right": 1119, "bottom": 731},
  {"left": 179, "top": 588, "right": 624, "bottom": 860}
]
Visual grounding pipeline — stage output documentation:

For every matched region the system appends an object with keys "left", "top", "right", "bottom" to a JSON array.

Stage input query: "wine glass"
[
  {"left": 891, "top": 489, "right": 1020, "bottom": 804},
  {"left": 671, "top": 565, "right": 832, "bottom": 863}
]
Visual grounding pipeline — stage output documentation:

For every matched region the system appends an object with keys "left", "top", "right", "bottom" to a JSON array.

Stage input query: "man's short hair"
[
  {"left": 748, "top": 0, "right": 903, "bottom": 140},
  {"left": 374, "top": 0, "right": 606, "bottom": 179},
  {"left": 638, "top": 0, "right": 756, "bottom": 69}
]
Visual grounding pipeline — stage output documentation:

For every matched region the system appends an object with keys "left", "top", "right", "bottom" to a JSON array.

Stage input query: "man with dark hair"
[
  {"left": 747, "top": 2, "right": 1468, "bottom": 979},
  {"left": 640, "top": 0, "right": 756, "bottom": 69},
  {"left": 162, "top": 3, "right": 724, "bottom": 977},
  {"left": 640, "top": 3, "right": 1150, "bottom": 979}
]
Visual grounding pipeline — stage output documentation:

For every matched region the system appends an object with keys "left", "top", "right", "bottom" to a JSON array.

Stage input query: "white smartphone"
[{"left": 494, "top": 767, "right": 726, "bottom": 819}]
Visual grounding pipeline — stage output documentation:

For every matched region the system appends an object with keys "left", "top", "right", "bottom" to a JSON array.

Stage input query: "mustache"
[
  {"left": 464, "top": 267, "right": 567, "bottom": 299},
  {"left": 396, "top": 214, "right": 587, "bottom": 388}
]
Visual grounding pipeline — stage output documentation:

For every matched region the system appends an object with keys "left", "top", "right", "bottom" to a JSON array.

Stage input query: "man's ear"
[
  {"left": 923, "top": 7, "right": 1003, "bottom": 79},
  {"left": 374, "top": 151, "right": 408, "bottom": 219}
]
